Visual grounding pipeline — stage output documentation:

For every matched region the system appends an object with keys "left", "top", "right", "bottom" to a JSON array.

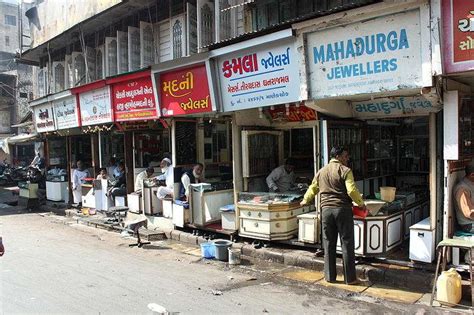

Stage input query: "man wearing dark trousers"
[{"left": 300, "top": 146, "right": 366, "bottom": 284}]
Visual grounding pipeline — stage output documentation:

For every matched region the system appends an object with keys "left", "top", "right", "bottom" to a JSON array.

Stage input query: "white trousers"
[
  {"left": 156, "top": 186, "right": 173, "bottom": 200},
  {"left": 73, "top": 187, "right": 82, "bottom": 204}
]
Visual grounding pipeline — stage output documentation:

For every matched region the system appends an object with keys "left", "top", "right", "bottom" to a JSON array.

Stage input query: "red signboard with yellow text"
[
  {"left": 158, "top": 64, "right": 213, "bottom": 117},
  {"left": 111, "top": 72, "right": 158, "bottom": 122},
  {"left": 442, "top": 0, "right": 474, "bottom": 73}
]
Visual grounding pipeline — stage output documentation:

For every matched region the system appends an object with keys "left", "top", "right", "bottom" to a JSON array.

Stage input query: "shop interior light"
[
  {"left": 270, "top": 105, "right": 275, "bottom": 110},
  {"left": 258, "top": 107, "right": 263, "bottom": 119},
  {"left": 285, "top": 103, "right": 290, "bottom": 116}
]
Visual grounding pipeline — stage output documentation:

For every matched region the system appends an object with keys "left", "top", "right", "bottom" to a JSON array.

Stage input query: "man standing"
[
  {"left": 300, "top": 147, "right": 365, "bottom": 284},
  {"left": 266, "top": 158, "right": 296, "bottom": 193},
  {"left": 72, "top": 160, "right": 90, "bottom": 206},
  {"left": 453, "top": 162, "right": 474, "bottom": 233},
  {"left": 179, "top": 163, "right": 204, "bottom": 201}
]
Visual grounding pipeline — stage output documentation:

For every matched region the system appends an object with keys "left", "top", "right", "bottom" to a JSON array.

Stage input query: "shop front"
[
  {"left": 440, "top": 0, "right": 474, "bottom": 267},
  {"left": 211, "top": 30, "right": 321, "bottom": 242},
  {"left": 295, "top": 4, "right": 443, "bottom": 261},
  {"left": 151, "top": 56, "right": 235, "bottom": 233}
]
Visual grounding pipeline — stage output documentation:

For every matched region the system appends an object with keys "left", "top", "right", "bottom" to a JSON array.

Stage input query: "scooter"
[{"left": 0, "top": 165, "right": 27, "bottom": 186}]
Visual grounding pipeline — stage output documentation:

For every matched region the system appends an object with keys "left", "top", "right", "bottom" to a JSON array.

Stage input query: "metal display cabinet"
[{"left": 189, "top": 185, "right": 234, "bottom": 226}]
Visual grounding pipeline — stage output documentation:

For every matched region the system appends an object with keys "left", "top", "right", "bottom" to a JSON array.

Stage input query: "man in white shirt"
[
  {"left": 156, "top": 158, "right": 174, "bottom": 199},
  {"left": 179, "top": 163, "right": 204, "bottom": 201},
  {"left": 135, "top": 166, "right": 154, "bottom": 193},
  {"left": 72, "top": 160, "right": 91, "bottom": 206},
  {"left": 266, "top": 158, "right": 296, "bottom": 193}
]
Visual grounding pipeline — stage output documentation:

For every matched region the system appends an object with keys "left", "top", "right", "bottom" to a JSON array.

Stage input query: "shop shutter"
[
  {"left": 187, "top": 2, "right": 198, "bottom": 56},
  {"left": 140, "top": 21, "right": 154, "bottom": 68},
  {"left": 86, "top": 46, "right": 96, "bottom": 83},
  {"left": 197, "top": 0, "right": 214, "bottom": 50},
  {"left": 96, "top": 45, "right": 105, "bottom": 80},
  {"left": 170, "top": 14, "right": 186, "bottom": 60},
  {"left": 105, "top": 37, "right": 118, "bottom": 77},
  {"left": 72, "top": 51, "right": 85, "bottom": 86},
  {"left": 117, "top": 31, "right": 128, "bottom": 74},
  {"left": 52, "top": 61, "right": 65, "bottom": 93},
  {"left": 158, "top": 19, "right": 171, "bottom": 62},
  {"left": 128, "top": 26, "right": 140, "bottom": 72},
  {"left": 64, "top": 54, "right": 73, "bottom": 89}
]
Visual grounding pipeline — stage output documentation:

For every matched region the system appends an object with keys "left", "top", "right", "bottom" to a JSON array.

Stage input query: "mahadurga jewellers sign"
[
  {"left": 306, "top": 10, "right": 423, "bottom": 99},
  {"left": 34, "top": 103, "right": 55, "bottom": 133}
]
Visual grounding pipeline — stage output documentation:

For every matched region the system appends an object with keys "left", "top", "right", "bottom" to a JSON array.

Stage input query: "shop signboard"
[
  {"left": 306, "top": 10, "right": 422, "bottom": 99},
  {"left": 34, "top": 102, "right": 56, "bottom": 133},
  {"left": 442, "top": 0, "right": 474, "bottom": 73},
  {"left": 352, "top": 95, "right": 442, "bottom": 119},
  {"left": 268, "top": 105, "right": 317, "bottom": 122},
  {"left": 218, "top": 39, "right": 300, "bottom": 112},
  {"left": 79, "top": 86, "right": 113, "bottom": 126},
  {"left": 53, "top": 96, "right": 80, "bottom": 130},
  {"left": 112, "top": 75, "right": 158, "bottom": 121},
  {"left": 158, "top": 64, "right": 213, "bottom": 116}
]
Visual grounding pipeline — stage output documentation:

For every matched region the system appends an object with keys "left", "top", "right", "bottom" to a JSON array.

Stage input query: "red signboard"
[
  {"left": 159, "top": 64, "right": 212, "bottom": 116},
  {"left": 443, "top": 0, "right": 474, "bottom": 73},
  {"left": 111, "top": 74, "right": 158, "bottom": 121},
  {"left": 268, "top": 105, "right": 317, "bottom": 122}
]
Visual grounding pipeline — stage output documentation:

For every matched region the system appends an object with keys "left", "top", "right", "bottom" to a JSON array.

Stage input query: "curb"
[{"left": 52, "top": 212, "right": 434, "bottom": 292}]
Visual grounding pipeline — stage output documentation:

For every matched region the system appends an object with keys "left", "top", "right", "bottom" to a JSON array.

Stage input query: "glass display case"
[
  {"left": 366, "top": 124, "right": 396, "bottom": 178},
  {"left": 237, "top": 192, "right": 303, "bottom": 205},
  {"left": 396, "top": 117, "right": 429, "bottom": 173},
  {"left": 459, "top": 98, "right": 474, "bottom": 158},
  {"left": 327, "top": 121, "right": 364, "bottom": 179}
]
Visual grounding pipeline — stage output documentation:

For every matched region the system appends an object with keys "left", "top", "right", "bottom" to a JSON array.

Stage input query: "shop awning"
[{"left": 5, "top": 133, "right": 39, "bottom": 144}]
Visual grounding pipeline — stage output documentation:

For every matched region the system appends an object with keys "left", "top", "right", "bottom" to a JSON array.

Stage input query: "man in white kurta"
[
  {"left": 135, "top": 166, "right": 154, "bottom": 193},
  {"left": 72, "top": 160, "right": 90, "bottom": 205},
  {"left": 156, "top": 158, "right": 174, "bottom": 199},
  {"left": 266, "top": 158, "right": 296, "bottom": 193}
]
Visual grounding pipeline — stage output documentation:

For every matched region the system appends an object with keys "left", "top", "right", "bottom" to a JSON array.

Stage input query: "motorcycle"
[{"left": 0, "top": 165, "right": 28, "bottom": 186}]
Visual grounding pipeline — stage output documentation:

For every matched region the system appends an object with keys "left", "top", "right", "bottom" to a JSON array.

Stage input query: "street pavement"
[{"left": 0, "top": 189, "right": 442, "bottom": 314}]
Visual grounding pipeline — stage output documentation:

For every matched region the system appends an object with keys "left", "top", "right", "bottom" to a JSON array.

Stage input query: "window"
[
  {"left": 5, "top": 36, "right": 9, "bottom": 46},
  {"left": 5, "top": 15, "right": 16, "bottom": 26}
]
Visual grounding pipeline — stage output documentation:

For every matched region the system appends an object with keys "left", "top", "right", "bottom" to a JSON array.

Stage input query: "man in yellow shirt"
[{"left": 301, "top": 146, "right": 365, "bottom": 285}]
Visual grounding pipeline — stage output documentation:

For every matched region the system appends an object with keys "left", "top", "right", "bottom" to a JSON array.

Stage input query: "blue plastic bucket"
[{"left": 200, "top": 242, "right": 215, "bottom": 259}]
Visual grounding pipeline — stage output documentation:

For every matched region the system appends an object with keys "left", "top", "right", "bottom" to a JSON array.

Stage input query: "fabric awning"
[{"left": 6, "top": 133, "right": 39, "bottom": 144}]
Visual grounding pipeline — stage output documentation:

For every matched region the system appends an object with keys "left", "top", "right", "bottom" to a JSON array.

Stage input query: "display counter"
[
  {"left": 46, "top": 174, "right": 68, "bottom": 202},
  {"left": 237, "top": 192, "right": 315, "bottom": 241},
  {"left": 190, "top": 183, "right": 234, "bottom": 226},
  {"left": 339, "top": 198, "right": 429, "bottom": 256}
]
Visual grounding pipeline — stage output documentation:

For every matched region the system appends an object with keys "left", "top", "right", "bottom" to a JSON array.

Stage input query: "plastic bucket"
[
  {"left": 380, "top": 186, "right": 396, "bottom": 202},
  {"left": 213, "top": 240, "right": 233, "bottom": 261},
  {"left": 228, "top": 247, "right": 241, "bottom": 265},
  {"left": 200, "top": 242, "right": 215, "bottom": 259}
]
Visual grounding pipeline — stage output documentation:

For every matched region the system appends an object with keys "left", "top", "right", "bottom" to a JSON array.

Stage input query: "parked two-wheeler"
[{"left": 0, "top": 165, "right": 28, "bottom": 186}]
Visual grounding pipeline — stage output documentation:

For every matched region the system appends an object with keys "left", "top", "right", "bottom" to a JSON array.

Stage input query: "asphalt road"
[{"left": 0, "top": 193, "right": 437, "bottom": 314}]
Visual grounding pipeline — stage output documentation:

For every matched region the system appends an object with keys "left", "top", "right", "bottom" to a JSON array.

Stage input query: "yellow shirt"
[{"left": 302, "top": 159, "right": 365, "bottom": 207}]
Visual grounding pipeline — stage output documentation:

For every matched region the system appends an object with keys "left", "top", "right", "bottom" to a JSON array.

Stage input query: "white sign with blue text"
[
  {"left": 352, "top": 95, "right": 441, "bottom": 119},
  {"left": 218, "top": 39, "right": 300, "bottom": 112},
  {"left": 306, "top": 10, "right": 422, "bottom": 99}
]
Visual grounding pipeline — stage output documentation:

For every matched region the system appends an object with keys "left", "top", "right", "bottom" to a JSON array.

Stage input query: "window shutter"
[
  {"left": 105, "top": 37, "right": 118, "bottom": 77},
  {"left": 128, "top": 26, "right": 140, "bottom": 72},
  {"left": 71, "top": 52, "right": 85, "bottom": 86},
  {"left": 140, "top": 21, "right": 154, "bottom": 68},
  {"left": 37, "top": 67, "right": 45, "bottom": 97},
  {"left": 159, "top": 20, "right": 171, "bottom": 62},
  {"left": 153, "top": 23, "right": 161, "bottom": 63},
  {"left": 96, "top": 45, "right": 105, "bottom": 80},
  {"left": 197, "top": 0, "right": 215, "bottom": 50},
  {"left": 117, "top": 31, "right": 128, "bottom": 74},
  {"left": 64, "top": 54, "right": 73, "bottom": 88},
  {"left": 187, "top": 2, "right": 198, "bottom": 56},
  {"left": 86, "top": 46, "right": 96, "bottom": 83},
  {"left": 52, "top": 61, "right": 65, "bottom": 93},
  {"left": 170, "top": 14, "right": 187, "bottom": 59},
  {"left": 219, "top": 0, "right": 231, "bottom": 41}
]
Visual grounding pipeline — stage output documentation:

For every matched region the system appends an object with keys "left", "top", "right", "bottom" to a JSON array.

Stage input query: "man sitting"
[
  {"left": 135, "top": 166, "right": 154, "bottom": 194},
  {"left": 179, "top": 163, "right": 204, "bottom": 201},
  {"left": 156, "top": 158, "right": 174, "bottom": 200},
  {"left": 108, "top": 162, "right": 127, "bottom": 198},
  {"left": 454, "top": 162, "right": 474, "bottom": 233}
]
